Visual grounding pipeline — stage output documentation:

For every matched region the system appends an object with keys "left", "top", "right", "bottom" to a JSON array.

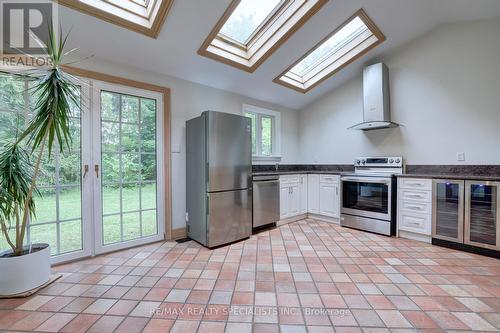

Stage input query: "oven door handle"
[{"left": 341, "top": 176, "right": 392, "bottom": 184}]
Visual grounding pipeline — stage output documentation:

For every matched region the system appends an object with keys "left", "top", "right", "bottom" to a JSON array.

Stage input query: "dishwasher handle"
[{"left": 253, "top": 175, "right": 279, "bottom": 182}]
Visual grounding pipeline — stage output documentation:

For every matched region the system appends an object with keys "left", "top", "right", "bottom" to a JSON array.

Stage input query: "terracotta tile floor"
[{"left": 1, "top": 219, "right": 500, "bottom": 332}]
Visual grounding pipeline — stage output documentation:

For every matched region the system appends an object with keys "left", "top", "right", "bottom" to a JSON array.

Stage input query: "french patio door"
[
  {"left": 90, "top": 81, "right": 164, "bottom": 255},
  {"left": 0, "top": 74, "right": 164, "bottom": 263}
]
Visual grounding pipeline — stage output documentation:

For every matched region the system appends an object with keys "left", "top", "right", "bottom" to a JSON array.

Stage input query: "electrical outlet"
[
  {"left": 457, "top": 152, "right": 465, "bottom": 162},
  {"left": 185, "top": 212, "right": 189, "bottom": 222}
]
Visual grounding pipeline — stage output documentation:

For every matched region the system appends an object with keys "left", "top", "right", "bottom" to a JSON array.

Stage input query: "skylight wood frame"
[
  {"left": 273, "top": 9, "right": 385, "bottom": 93},
  {"left": 198, "top": 0, "right": 328, "bottom": 73},
  {"left": 58, "top": 0, "right": 175, "bottom": 38}
]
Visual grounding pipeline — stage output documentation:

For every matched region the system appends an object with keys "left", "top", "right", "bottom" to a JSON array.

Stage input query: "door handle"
[
  {"left": 83, "top": 165, "right": 89, "bottom": 178},
  {"left": 95, "top": 164, "right": 99, "bottom": 178}
]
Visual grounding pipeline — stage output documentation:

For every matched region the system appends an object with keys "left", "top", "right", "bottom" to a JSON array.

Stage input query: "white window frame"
[{"left": 242, "top": 104, "right": 281, "bottom": 162}]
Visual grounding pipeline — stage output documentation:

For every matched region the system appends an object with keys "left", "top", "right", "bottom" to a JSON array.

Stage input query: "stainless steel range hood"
[{"left": 349, "top": 63, "right": 399, "bottom": 131}]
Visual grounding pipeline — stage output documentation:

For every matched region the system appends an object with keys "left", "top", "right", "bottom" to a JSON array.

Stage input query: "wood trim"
[
  {"left": 62, "top": 65, "right": 173, "bottom": 241},
  {"left": 149, "top": 0, "right": 175, "bottom": 38},
  {"left": 273, "top": 8, "right": 386, "bottom": 93},
  {"left": 198, "top": 0, "right": 328, "bottom": 73},
  {"left": 57, "top": 0, "right": 174, "bottom": 38},
  {"left": 171, "top": 227, "right": 186, "bottom": 240}
]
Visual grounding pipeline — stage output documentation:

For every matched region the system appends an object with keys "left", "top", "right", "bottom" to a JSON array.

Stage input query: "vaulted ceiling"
[{"left": 58, "top": 0, "right": 500, "bottom": 109}]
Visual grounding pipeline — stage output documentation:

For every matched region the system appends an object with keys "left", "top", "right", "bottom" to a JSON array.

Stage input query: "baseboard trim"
[
  {"left": 398, "top": 230, "right": 431, "bottom": 243},
  {"left": 171, "top": 227, "right": 187, "bottom": 240},
  {"left": 307, "top": 213, "right": 340, "bottom": 224},
  {"left": 277, "top": 214, "right": 307, "bottom": 226}
]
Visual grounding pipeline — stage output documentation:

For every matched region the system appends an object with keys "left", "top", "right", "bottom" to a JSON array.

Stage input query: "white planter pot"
[{"left": 0, "top": 244, "right": 51, "bottom": 296}]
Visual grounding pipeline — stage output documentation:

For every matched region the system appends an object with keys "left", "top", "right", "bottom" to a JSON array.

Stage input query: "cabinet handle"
[
  {"left": 336, "top": 186, "right": 338, "bottom": 195},
  {"left": 406, "top": 205, "right": 423, "bottom": 210},
  {"left": 407, "top": 194, "right": 423, "bottom": 199}
]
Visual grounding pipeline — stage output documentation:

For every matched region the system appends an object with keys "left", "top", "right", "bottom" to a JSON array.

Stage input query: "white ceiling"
[{"left": 59, "top": 0, "right": 500, "bottom": 110}]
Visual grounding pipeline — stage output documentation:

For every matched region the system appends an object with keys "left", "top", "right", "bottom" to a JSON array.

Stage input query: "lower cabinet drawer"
[
  {"left": 398, "top": 210, "right": 431, "bottom": 235},
  {"left": 399, "top": 178, "right": 432, "bottom": 191},
  {"left": 399, "top": 189, "right": 431, "bottom": 203},
  {"left": 398, "top": 200, "right": 431, "bottom": 215},
  {"left": 319, "top": 175, "right": 339, "bottom": 184}
]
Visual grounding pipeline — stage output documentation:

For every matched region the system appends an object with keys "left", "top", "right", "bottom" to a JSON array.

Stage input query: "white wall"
[
  {"left": 298, "top": 18, "right": 500, "bottom": 165},
  {"left": 71, "top": 57, "right": 299, "bottom": 229}
]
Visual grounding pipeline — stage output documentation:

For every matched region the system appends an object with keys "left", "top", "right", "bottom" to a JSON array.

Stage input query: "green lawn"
[{"left": 0, "top": 184, "right": 157, "bottom": 255}]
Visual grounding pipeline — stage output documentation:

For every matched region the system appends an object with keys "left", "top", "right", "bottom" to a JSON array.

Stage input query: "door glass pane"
[
  {"left": 469, "top": 184, "right": 497, "bottom": 246},
  {"left": 60, "top": 220, "right": 82, "bottom": 254},
  {"left": 123, "top": 212, "right": 141, "bottom": 241},
  {"left": 101, "top": 91, "right": 158, "bottom": 245},
  {"left": 122, "top": 185, "right": 140, "bottom": 212},
  {"left": 142, "top": 210, "right": 157, "bottom": 236},
  {"left": 0, "top": 74, "right": 83, "bottom": 257},
  {"left": 342, "top": 181, "right": 388, "bottom": 214},
  {"left": 103, "top": 215, "right": 121, "bottom": 244},
  {"left": 59, "top": 186, "right": 82, "bottom": 221},
  {"left": 435, "top": 182, "right": 460, "bottom": 239}
]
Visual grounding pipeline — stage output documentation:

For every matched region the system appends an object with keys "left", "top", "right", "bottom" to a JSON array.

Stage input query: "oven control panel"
[{"left": 354, "top": 156, "right": 403, "bottom": 167}]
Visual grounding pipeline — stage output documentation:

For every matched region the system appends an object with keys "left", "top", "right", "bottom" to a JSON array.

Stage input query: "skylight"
[
  {"left": 199, "top": 0, "right": 328, "bottom": 73},
  {"left": 59, "top": 0, "right": 174, "bottom": 38},
  {"left": 219, "top": 0, "right": 282, "bottom": 44},
  {"left": 274, "top": 9, "right": 385, "bottom": 93}
]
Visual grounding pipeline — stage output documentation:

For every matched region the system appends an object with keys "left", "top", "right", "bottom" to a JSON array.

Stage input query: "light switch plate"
[
  {"left": 457, "top": 152, "right": 465, "bottom": 161},
  {"left": 172, "top": 144, "right": 181, "bottom": 153}
]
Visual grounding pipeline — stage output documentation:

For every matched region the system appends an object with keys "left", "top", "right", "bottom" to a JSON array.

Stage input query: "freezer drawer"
[
  {"left": 253, "top": 177, "right": 280, "bottom": 228},
  {"left": 207, "top": 189, "right": 252, "bottom": 247}
]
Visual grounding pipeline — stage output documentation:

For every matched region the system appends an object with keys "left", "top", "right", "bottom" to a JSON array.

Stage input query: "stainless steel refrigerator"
[{"left": 186, "top": 111, "right": 252, "bottom": 248}]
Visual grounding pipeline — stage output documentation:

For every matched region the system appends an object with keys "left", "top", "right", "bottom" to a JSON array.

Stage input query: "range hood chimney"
[{"left": 349, "top": 63, "right": 399, "bottom": 130}]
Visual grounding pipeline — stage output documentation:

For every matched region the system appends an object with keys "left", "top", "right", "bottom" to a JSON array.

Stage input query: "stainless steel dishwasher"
[{"left": 252, "top": 175, "right": 280, "bottom": 229}]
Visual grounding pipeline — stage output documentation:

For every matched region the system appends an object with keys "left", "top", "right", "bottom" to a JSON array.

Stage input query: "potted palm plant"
[{"left": 0, "top": 28, "right": 79, "bottom": 296}]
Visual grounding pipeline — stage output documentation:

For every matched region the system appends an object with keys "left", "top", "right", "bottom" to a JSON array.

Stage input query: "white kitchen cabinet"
[
  {"left": 319, "top": 182, "right": 340, "bottom": 218},
  {"left": 280, "top": 184, "right": 290, "bottom": 219},
  {"left": 299, "top": 175, "right": 308, "bottom": 214},
  {"left": 289, "top": 183, "right": 300, "bottom": 216},
  {"left": 397, "top": 177, "right": 432, "bottom": 242},
  {"left": 307, "top": 174, "right": 320, "bottom": 213},
  {"left": 280, "top": 175, "right": 304, "bottom": 220},
  {"left": 280, "top": 174, "right": 340, "bottom": 221}
]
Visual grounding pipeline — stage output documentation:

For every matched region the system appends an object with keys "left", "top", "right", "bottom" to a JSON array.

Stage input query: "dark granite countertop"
[
  {"left": 397, "top": 165, "right": 500, "bottom": 181},
  {"left": 252, "top": 164, "right": 353, "bottom": 177},
  {"left": 253, "top": 170, "right": 345, "bottom": 176},
  {"left": 252, "top": 164, "right": 500, "bottom": 181},
  {"left": 397, "top": 173, "right": 500, "bottom": 181}
]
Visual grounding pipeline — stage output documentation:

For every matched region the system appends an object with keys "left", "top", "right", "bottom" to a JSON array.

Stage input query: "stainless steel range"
[{"left": 340, "top": 157, "right": 403, "bottom": 236}]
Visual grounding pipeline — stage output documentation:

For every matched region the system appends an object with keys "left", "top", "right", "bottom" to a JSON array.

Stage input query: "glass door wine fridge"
[
  {"left": 433, "top": 179, "right": 500, "bottom": 253},
  {"left": 465, "top": 180, "right": 500, "bottom": 251},
  {"left": 432, "top": 180, "right": 465, "bottom": 243}
]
